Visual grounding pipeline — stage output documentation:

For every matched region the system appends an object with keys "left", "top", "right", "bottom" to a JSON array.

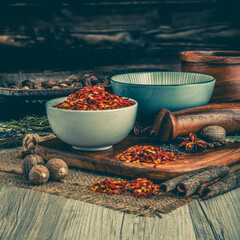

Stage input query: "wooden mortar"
[{"left": 179, "top": 51, "right": 240, "bottom": 103}]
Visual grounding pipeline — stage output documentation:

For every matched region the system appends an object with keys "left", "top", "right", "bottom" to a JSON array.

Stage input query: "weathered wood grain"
[
  {"left": 197, "top": 188, "right": 240, "bottom": 240},
  {"left": 0, "top": 183, "right": 239, "bottom": 240},
  {"left": 0, "top": 184, "right": 196, "bottom": 240},
  {"left": 188, "top": 200, "right": 216, "bottom": 239},
  {"left": 0, "top": 185, "right": 67, "bottom": 240},
  {"left": 0, "top": 1, "right": 239, "bottom": 71},
  {"left": 120, "top": 206, "right": 196, "bottom": 240}
]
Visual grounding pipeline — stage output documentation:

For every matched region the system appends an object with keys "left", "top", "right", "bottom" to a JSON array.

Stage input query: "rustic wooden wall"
[{"left": 0, "top": 0, "right": 239, "bottom": 72}]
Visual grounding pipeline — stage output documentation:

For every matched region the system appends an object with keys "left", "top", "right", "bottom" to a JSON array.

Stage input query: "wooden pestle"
[{"left": 153, "top": 102, "right": 240, "bottom": 141}]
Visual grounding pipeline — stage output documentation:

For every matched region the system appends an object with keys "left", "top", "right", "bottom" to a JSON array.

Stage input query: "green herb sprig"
[{"left": 1, "top": 115, "right": 52, "bottom": 133}]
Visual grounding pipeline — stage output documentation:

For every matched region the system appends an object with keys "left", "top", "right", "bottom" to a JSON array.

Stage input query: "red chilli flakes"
[
  {"left": 54, "top": 86, "right": 134, "bottom": 110},
  {"left": 116, "top": 145, "right": 184, "bottom": 167},
  {"left": 89, "top": 178, "right": 159, "bottom": 198},
  {"left": 89, "top": 179, "right": 127, "bottom": 195}
]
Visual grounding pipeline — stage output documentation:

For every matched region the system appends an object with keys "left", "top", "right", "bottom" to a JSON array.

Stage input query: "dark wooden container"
[{"left": 179, "top": 51, "right": 240, "bottom": 103}]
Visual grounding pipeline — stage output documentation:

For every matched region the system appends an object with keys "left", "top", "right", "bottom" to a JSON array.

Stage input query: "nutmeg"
[
  {"left": 200, "top": 125, "right": 226, "bottom": 142},
  {"left": 45, "top": 158, "right": 68, "bottom": 180},
  {"left": 29, "top": 165, "right": 50, "bottom": 184},
  {"left": 22, "top": 154, "right": 45, "bottom": 179}
]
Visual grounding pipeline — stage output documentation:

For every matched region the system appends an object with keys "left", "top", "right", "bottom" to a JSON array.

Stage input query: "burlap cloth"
[{"left": 0, "top": 147, "right": 193, "bottom": 217}]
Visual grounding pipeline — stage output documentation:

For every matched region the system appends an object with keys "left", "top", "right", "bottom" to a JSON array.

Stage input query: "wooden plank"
[
  {"left": 120, "top": 205, "right": 197, "bottom": 240},
  {"left": 0, "top": 184, "right": 67, "bottom": 240},
  {"left": 188, "top": 200, "right": 216, "bottom": 239},
  {"left": 0, "top": 1, "right": 238, "bottom": 72},
  {"left": 0, "top": 184, "right": 199, "bottom": 240},
  {"left": 197, "top": 188, "right": 240, "bottom": 240},
  {"left": 35, "top": 136, "right": 240, "bottom": 180}
]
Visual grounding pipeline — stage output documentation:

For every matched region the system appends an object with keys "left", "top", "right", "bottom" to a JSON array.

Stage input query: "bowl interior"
[{"left": 111, "top": 72, "right": 215, "bottom": 86}]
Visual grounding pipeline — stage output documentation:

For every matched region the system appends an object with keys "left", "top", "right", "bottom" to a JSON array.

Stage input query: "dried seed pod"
[
  {"left": 45, "top": 158, "right": 68, "bottom": 180},
  {"left": 34, "top": 82, "right": 42, "bottom": 89},
  {"left": 23, "top": 134, "right": 44, "bottom": 153},
  {"left": 67, "top": 75, "right": 81, "bottom": 82},
  {"left": 22, "top": 86, "right": 30, "bottom": 90},
  {"left": 22, "top": 79, "right": 34, "bottom": 89},
  {"left": 42, "top": 80, "right": 57, "bottom": 89},
  {"left": 82, "top": 78, "right": 91, "bottom": 86},
  {"left": 102, "top": 78, "right": 110, "bottom": 85},
  {"left": 9, "top": 81, "right": 22, "bottom": 89},
  {"left": 71, "top": 82, "right": 83, "bottom": 88},
  {"left": 29, "top": 165, "right": 50, "bottom": 184},
  {"left": 22, "top": 154, "right": 45, "bottom": 179},
  {"left": 213, "top": 140, "right": 227, "bottom": 147},
  {"left": 59, "top": 83, "right": 69, "bottom": 88},
  {"left": 200, "top": 125, "right": 226, "bottom": 142},
  {"left": 52, "top": 86, "right": 61, "bottom": 89},
  {"left": 10, "top": 85, "right": 20, "bottom": 89}
]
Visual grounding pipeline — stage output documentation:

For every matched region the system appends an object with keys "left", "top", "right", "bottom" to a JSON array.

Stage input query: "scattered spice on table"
[
  {"left": 89, "top": 178, "right": 159, "bottom": 198},
  {"left": 116, "top": 145, "right": 184, "bottom": 167},
  {"left": 125, "top": 178, "right": 159, "bottom": 198},
  {"left": 54, "top": 86, "right": 134, "bottom": 110},
  {"left": 177, "top": 132, "right": 226, "bottom": 153},
  {"left": 89, "top": 179, "right": 127, "bottom": 195},
  {"left": 178, "top": 133, "right": 209, "bottom": 153}
]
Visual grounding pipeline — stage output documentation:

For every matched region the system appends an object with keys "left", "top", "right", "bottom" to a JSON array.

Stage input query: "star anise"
[{"left": 179, "top": 133, "right": 209, "bottom": 153}]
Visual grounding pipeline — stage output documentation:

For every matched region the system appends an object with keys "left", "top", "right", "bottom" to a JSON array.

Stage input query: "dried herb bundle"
[{"left": 1, "top": 115, "right": 51, "bottom": 133}]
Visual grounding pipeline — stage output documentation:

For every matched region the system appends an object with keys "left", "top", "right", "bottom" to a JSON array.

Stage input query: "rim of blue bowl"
[
  {"left": 46, "top": 96, "right": 138, "bottom": 113},
  {"left": 110, "top": 71, "right": 216, "bottom": 87}
]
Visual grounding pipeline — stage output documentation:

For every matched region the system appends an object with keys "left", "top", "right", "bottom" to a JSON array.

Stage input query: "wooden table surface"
[{"left": 0, "top": 183, "right": 239, "bottom": 240}]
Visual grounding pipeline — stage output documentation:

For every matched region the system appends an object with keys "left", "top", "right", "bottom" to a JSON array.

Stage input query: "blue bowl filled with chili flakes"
[{"left": 46, "top": 86, "right": 138, "bottom": 151}]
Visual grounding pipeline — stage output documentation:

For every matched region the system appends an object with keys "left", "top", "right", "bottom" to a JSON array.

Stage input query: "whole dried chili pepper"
[
  {"left": 89, "top": 178, "right": 160, "bottom": 198},
  {"left": 116, "top": 145, "right": 184, "bottom": 167},
  {"left": 54, "top": 86, "right": 134, "bottom": 110}
]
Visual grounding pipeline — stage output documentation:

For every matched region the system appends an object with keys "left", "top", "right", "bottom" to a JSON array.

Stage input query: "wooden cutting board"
[{"left": 35, "top": 136, "right": 240, "bottom": 180}]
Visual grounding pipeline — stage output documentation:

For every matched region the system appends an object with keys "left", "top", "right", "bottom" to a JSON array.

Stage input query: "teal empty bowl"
[
  {"left": 111, "top": 72, "right": 215, "bottom": 119},
  {"left": 46, "top": 97, "right": 138, "bottom": 151}
]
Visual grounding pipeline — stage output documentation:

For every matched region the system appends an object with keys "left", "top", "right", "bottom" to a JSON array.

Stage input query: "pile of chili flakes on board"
[{"left": 116, "top": 145, "right": 184, "bottom": 168}]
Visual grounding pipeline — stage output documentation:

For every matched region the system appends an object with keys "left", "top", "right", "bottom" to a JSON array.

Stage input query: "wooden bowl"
[{"left": 179, "top": 51, "right": 240, "bottom": 103}]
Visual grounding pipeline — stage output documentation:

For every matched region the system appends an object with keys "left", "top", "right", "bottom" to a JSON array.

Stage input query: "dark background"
[{"left": 0, "top": 0, "right": 239, "bottom": 73}]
